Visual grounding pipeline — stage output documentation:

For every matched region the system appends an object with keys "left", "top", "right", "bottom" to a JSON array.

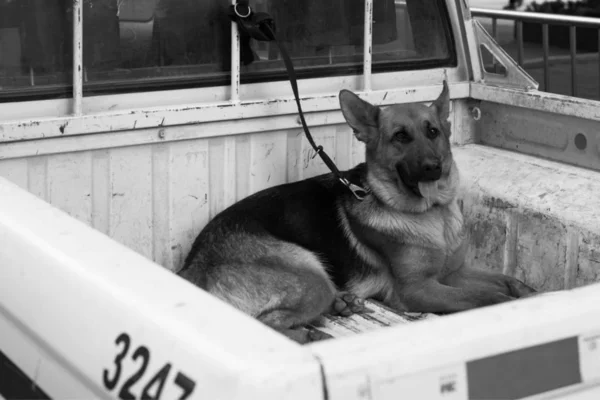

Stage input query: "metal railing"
[{"left": 471, "top": 8, "right": 600, "bottom": 98}]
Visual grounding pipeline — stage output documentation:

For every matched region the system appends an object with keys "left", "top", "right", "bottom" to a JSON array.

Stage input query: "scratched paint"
[
  {"left": 72, "top": 0, "right": 83, "bottom": 115},
  {"left": 462, "top": 198, "right": 507, "bottom": 274},
  {"left": 230, "top": 0, "right": 240, "bottom": 103},
  {"left": 0, "top": 83, "right": 470, "bottom": 145},
  {"left": 457, "top": 144, "right": 600, "bottom": 292},
  {"left": 477, "top": 101, "right": 600, "bottom": 172},
  {"left": 0, "top": 115, "right": 599, "bottom": 289},
  {"left": 363, "top": 0, "right": 373, "bottom": 91}
]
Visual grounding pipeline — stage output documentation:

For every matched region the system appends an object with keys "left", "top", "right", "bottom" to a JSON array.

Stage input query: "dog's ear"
[
  {"left": 430, "top": 80, "right": 450, "bottom": 122},
  {"left": 339, "top": 90, "right": 379, "bottom": 143}
]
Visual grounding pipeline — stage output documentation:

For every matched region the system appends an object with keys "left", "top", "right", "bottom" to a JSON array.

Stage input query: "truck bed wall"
[
  {"left": 0, "top": 121, "right": 366, "bottom": 273},
  {"left": 1, "top": 99, "right": 598, "bottom": 293}
]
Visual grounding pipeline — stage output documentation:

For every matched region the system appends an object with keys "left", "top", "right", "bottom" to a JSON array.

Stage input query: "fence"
[{"left": 471, "top": 7, "right": 600, "bottom": 99}]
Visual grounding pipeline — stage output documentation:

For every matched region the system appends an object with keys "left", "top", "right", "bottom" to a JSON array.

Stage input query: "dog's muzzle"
[
  {"left": 396, "top": 158, "right": 443, "bottom": 198},
  {"left": 419, "top": 159, "right": 442, "bottom": 182}
]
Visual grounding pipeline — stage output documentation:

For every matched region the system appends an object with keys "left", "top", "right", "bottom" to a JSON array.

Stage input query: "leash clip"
[
  {"left": 311, "top": 146, "right": 323, "bottom": 159},
  {"left": 339, "top": 178, "right": 370, "bottom": 201}
]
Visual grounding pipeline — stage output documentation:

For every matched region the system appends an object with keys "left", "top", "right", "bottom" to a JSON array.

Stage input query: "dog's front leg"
[
  {"left": 398, "top": 279, "right": 515, "bottom": 313},
  {"left": 442, "top": 267, "right": 537, "bottom": 299},
  {"left": 388, "top": 246, "right": 514, "bottom": 313}
]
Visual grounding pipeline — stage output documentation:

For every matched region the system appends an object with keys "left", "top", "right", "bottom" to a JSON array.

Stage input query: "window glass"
[
  {"left": 0, "top": 0, "right": 72, "bottom": 101},
  {"left": 85, "top": 0, "right": 232, "bottom": 96},
  {"left": 242, "top": 0, "right": 455, "bottom": 81},
  {"left": 0, "top": 0, "right": 455, "bottom": 101}
]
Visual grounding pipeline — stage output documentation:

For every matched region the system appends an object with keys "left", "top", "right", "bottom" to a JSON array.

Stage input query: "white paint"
[
  {"left": 334, "top": 125, "right": 353, "bottom": 171},
  {"left": 0, "top": 69, "right": 465, "bottom": 122},
  {"left": 0, "top": 126, "right": 358, "bottom": 273},
  {"left": 0, "top": 176, "right": 323, "bottom": 400},
  {"left": 0, "top": 103, "right": 597, "bottom": 278},
  {"left": 455, "top": 144, "right": 600, "bottom": 235},
  {"left": 450, "top": 100, "right": 476, "bottom": 145},
  {"left": 300, "top": 126, "right": 337, "bottom": 180},
  {"left": 471, "top": 83, "right": 600, "bottom": 121},
  {"left": 249, "top": 131, "right": 287, "bottom": 193},
  {"left": 0, "top": 83, "right": 470, "bottom": 144},
  {"left": 169, "top": 140, "right": 210, "bottom": 272},
  {"left": 0, "top": 158, "right": 27, "bottom": 189},
  {"left": 72, "top": 0, "right": 83, "bottom": 116},
  {"left": 27, "top": 156, "right": 48, "bottom": 201},
  {"left": 92, "top": 149, "right": 110, "bottom": 235},
  {"left": 444, "top": 0, "right": 472, "bottom": 83},
  {"left": 579, "top": 332, "right": 600, "bottom": 383},
  {"left": 243, "top": 68, "right": 465, "bottom": 102},
  {"left": 502, "top": 211, "right": 518, "bottom": 275},
  {"left": 109, "top": 145, "right": 153, "bottom": 259},
  {"left": 0, "top": 310, "right": 99, "bottom": 398},
  {"left": 309, "top": 284, "right": 600, "bottom": 400},
  {"left": 152, "top": 143, "right": 172, "bottom": 269},
  {"left": 550, "top": 386, "right": 600, "bottom": 400},
  {"left": 47, "top": 152, "right": 92, "bottom": 225},
  {"left": 235, "top": 135, "right": 252, "bottom": 201},
  {"left": 461, "top": 6, "right": 485, "bottom": 83},
  {"left": 371, "top": 363, "right": 468, "bottom": 400},
  {"left": 565, "top": 229, "right": 581, "bottom": 289},
  {"left": 230, "top": 0, "right": 240, "bottom": 103},
  {"left": 363, "top": 0, "right": 373, "bottom": 91}
]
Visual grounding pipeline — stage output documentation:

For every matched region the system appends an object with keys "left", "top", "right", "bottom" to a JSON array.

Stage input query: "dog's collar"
[{"left": 339, "top": 177, "right": 371, "bottom": 201}]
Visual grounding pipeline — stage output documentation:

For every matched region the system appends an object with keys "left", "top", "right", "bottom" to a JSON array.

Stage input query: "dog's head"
[{"left": 339, "top": 81, "right": 458, "bottom": 211}]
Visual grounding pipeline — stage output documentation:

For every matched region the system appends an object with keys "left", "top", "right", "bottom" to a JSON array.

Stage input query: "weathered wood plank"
[{"left": 308, "top": 301, "right": 438, "bottom": 339}]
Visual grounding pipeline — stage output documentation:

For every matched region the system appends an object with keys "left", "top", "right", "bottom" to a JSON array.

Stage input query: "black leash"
[{"left": 228, "top": 1, "right": 369, "bottom": 201}]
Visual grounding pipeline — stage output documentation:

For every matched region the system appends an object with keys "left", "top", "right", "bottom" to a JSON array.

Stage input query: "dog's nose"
[{"left": 420, "top": 159, "right": 442, "bottom": 181}]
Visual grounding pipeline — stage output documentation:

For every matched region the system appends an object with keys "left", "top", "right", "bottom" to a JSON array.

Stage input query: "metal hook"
[{"left": 234, "top": 3, "right": 252, "bottom": 18}]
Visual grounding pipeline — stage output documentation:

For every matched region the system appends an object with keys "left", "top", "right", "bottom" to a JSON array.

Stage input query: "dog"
[{"left": 178, "top": 81, "right": 537, "bottom": 343}]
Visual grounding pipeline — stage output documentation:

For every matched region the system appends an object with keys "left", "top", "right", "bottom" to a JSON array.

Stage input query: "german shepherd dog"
[{"left": 179, "top": 81, "right": 536, "bottom": 343}]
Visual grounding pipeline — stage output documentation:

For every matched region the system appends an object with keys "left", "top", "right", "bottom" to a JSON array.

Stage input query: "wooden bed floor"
[{"left": 306, "top": 300, "right": 439, "bottom": 339}]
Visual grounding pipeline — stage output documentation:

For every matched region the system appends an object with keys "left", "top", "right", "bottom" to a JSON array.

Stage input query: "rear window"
[{"left": 0, "top": 0, "right": 456, "bottom": 101}]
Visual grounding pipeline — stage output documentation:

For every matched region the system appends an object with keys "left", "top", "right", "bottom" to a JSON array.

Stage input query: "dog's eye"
[
  {"left": 394, "top": 129, "right": 413, "bottom": 143},
  {"left": 428, "top": 127, "right": 440, "bottom": 139}
]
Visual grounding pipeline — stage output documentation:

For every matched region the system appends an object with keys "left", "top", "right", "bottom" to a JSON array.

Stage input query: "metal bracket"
[{"left": 474, "top": 20, "right": 539, "bottom": 91}]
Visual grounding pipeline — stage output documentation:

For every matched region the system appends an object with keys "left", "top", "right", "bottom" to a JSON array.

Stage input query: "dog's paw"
[
  {"left": 506, "top": 277, "right": 537, "bottom": 298},
  {"left": 331, "top": 292, "right": 368, "bottom": 317},
  {"left": 282, "top": 328, "right": 333, "bottom": 344}
]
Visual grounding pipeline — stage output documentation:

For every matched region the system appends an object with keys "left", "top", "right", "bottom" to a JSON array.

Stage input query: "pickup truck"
[{"left": 1, "top": 0, "right": 600, "bottom": 399}]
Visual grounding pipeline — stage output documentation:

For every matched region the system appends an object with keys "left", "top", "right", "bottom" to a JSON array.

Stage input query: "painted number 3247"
[{"left": 103, "top": 333, "right": 196, "bottom": 400}]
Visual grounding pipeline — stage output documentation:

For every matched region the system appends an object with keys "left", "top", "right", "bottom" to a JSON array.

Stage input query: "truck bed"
[{"left": 309, "top": 301, "right": 438, "bottom": 339}]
